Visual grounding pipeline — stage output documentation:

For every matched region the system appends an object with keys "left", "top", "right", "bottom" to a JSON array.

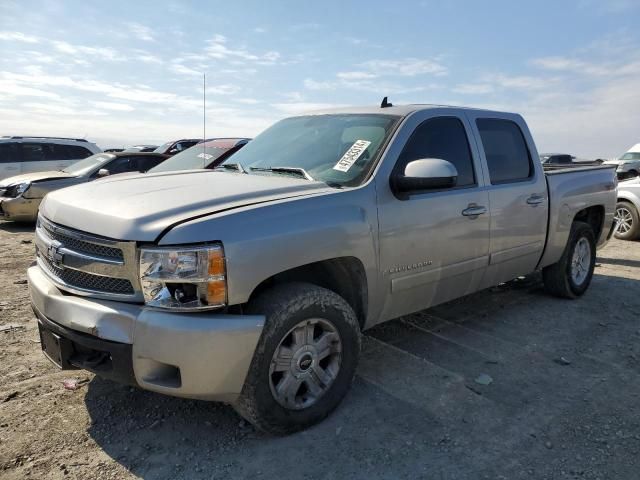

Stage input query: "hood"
[
  {"left": 40, "top": 170, "right": 333, "bottom": 241},
  {"left": 0, "top": 170, "right": 75, "bottom": 186}
]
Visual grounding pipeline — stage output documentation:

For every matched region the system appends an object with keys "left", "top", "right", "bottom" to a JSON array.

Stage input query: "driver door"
[{"left": 376, "top": 113, "right": 490, "bottom": 322}]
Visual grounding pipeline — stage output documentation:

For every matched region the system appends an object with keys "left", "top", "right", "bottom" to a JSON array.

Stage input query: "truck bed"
[{"left": 537, "top": 163, "right": 617, "bottom": 270}]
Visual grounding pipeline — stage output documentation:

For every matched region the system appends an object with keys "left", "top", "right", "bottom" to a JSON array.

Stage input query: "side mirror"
[
  {"left": 391, "top": 158, "right": 458, "bottom": 197},
  {"left": 97, "top": 168, "right": 110, "bottom": 178}
]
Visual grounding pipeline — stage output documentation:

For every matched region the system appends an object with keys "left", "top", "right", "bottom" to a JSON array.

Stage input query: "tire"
[
  {"left": 542, "top": 221, "right": 596, "bottom": 299},
  {"left": 234, "top": 282, "right": 361, "bottom": 435},
  {"left": 614, "top": 201, "right": 640, "bottom": 240}
]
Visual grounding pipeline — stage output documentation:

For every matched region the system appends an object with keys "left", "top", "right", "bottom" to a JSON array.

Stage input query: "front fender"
[{"left": 158, "top": 185, "right": 379, "bottom": 310}]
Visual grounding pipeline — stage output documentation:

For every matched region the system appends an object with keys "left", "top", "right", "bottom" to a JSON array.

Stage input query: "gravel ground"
[{"left": 0, "top": 220, "right": 639, "bottom": 480}]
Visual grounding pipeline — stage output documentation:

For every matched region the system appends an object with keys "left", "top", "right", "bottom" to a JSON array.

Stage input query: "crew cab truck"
[{"left": 29, "top": 104, "right": 617, "bottom": 434}]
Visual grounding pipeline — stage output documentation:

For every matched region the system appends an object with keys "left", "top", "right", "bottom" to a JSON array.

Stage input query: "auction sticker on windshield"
[
  {"left": 333, "top": 140, "right": 371, "bottom": 172},
  {"left": 197, "top": 153, "right": 214, "bottom": 160}
]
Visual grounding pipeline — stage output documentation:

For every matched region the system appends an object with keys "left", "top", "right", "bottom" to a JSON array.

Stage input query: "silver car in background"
[
  {"left": 0, "top": 152, "right": 168, "bottom": 222},
  {"left": 615, "top": 176, "right": 640, "bottom": 240}
]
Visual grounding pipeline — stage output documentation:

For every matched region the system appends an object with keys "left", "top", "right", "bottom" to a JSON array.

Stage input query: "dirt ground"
[{"left": 0, "top": 220, "right": 639, "bottom": 480}]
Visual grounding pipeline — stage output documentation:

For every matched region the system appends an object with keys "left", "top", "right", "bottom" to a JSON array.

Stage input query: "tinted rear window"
[
  {"left": 476, "top": 119, "right": 533, "bottom": 184},
  {"left": 0, "top": 143, "right": 19, "bottom": 163}
]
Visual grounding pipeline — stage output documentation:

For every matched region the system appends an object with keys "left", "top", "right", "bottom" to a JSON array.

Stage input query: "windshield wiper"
[
  {"left": 215, "top": 162, "right": 247, "bottom": 174},
  {"left": 249, "top": 166, "right": 314, "bottom": 181}
]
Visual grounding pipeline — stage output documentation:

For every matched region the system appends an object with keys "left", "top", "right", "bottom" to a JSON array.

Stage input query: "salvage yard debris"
[{"left": 62, "top": 378, "right": 90, "bottom": 391}]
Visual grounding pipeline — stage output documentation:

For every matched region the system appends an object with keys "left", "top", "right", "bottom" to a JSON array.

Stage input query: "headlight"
[
  {"left": 139, "top": 245, "right": 226, "bottom": 310},
  {"left": 5, "top": 182, "right": 31, "bottom": 198}
]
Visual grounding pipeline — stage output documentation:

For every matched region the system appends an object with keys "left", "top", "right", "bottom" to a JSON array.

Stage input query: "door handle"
[
  {"left": 526, "top": 195, "right": 544, "bottom": 206},
  {"left": 461, "top": 204, "right": 487, "bottom": 217}
]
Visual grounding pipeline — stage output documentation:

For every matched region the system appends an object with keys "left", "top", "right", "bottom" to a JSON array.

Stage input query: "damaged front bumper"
[
  {"left": 0, "top": 196, "right": 41, "bottom": 222},
  {"left": 28, "top": 265, "right": 265, "bottom": 402}
]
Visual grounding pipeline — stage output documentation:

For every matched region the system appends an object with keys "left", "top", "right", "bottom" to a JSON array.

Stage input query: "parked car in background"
[
  {"left": 0, "top": 136, "right": 101, "bottom": 181},
  {"left": 148, "top": 138, "right": 250, "bottom": 173},
  {"left": 153, "top": 139, "right": 202, "bottom": 156},
  {"left": 605, "top": 144, "right": 640, "bottom": 180},
  {"left": 0, "top": 152, "right": 168, "bottom": 222},
  {"left": 104, "top": 148, "right": 125, "bottom": 153},
  {"left": 540, "top": 153, "right": 574, "bottom": 164},
  {"left": 615, "top": 176, "right": 640, "bottom": 240},
  {"left": 540, "top": 153, "right": 602, "bottom": 166},
  {"left": 29, "top": 103, "right": 616, "bottom": 434},
  {"left": 123, "top": 145, "right": 158, "bottom": 153}
]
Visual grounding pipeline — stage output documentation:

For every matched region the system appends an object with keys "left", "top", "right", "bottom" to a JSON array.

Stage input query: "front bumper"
[
  {"left": 0, "top": 196, "right": 40, "bottom": 222},
  {"left": 28, "top": 265, "right": 265, "bottom": 402}
]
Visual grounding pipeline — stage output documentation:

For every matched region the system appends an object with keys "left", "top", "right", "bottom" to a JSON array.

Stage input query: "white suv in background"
[
  {"left": 605, "top": 143, "right": 640, "bottom": 180},
  {"left": 0, "top": 136, "right": 101, "bottom": 181}
]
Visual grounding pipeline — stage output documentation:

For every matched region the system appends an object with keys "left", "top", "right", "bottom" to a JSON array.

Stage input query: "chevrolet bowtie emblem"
[{"left": 47, "top": 240, "right": 64, "bottom": 268}]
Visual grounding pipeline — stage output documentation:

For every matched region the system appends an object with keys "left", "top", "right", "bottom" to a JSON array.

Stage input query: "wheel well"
[
  {"left": 573, "top": 205, "right": 604, "bottom": 240},
  {"left": 247, "top": 257, "right": 368, "bottom": 329}
]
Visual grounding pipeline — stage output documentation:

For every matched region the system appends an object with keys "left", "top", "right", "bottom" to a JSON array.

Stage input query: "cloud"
[
  {"left": 359, "top": 58, "right": 448, "bottom": 77},
  {"left": 169, "top": 63, "right": 202, "bottom": 77},
  {"left": 126, "top": 22, "right": 154, "bottom": 42},
  {"left": 271, "top": 102, "right": 346, "bottom": 114},
  {"left": 0, "top": 31, "right": 39, "bottom": 43},
  {"left": 337, "top": 71, "right": 378, "bottom": 80},
  {"left": 235, "top": 98, "right": 260, "bottom": 104},
  {"left": 253, "top": 27, "right": 267, "bottom": 34},
  {"left": 90, "top": 101, "right": 135, "bottom": 112},
  {"left": 205, "top": 35, "right": 281, "bottom": 65},
  {"left": 452, "top": 84, "right": 494, "bottom": 95},
  {"left": 51, "top": 40, "right": 123, "bottom": 61},
  {"left": 206, "top": 84, "right": 241, "bottom": 95}
]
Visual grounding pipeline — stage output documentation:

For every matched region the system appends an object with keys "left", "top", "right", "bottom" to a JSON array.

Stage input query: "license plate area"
[{"left": 38, "top": 322, "right": 75, "bottom": 369}]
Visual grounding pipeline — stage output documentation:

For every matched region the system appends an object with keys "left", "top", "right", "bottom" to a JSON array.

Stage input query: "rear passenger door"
[
  {"left": 466, "top": 113, "right": 548, "bottom": 288},
  {"left": 0, "top": 142, "right": 21, "bottom": 180}
]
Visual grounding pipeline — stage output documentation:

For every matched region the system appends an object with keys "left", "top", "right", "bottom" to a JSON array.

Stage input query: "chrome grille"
[
  {"left": 39, "top": 254, "right": 134, "bottom": 295},
  {"left": 35, "top": 215, "right": 141, "bottom": 301},
  {"left": 40, "top": 220, "right": 123, "bottom": 260}
]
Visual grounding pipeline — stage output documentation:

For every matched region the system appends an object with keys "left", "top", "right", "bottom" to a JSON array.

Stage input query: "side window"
[
  {"left": 21, "top": 143, "right": 45, "bottom": 162},
  {"left": 396, "top": 116, "right": 476, "bottom": 187},
  {"left": 43, "top": 144, "right": 71, "bottom": 160},
  {"left": 104, "top": 156, "right": 138, "bottom": 174},
  {"left": 476, "top": 119, "right": 533, "bottom": 184},
  {"left": 137, "top": 156, "right": 165, "bottom": 172},
  {"left": 0, "top": 143, "right": 19, "bottom": 163},
  {"left": 66, "top": 145, "right": 93, "bottom": 159}
]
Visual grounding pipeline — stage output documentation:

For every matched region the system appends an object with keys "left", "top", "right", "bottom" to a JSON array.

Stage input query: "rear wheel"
[
  {"left": 234, "top": 282, "right": 361, "bottom": 435},
  {"left": 543, "top": 221, "right": 596, "bottom": 298},
  {"left": 614, "top": 201, "right": 639, "bottom": 240}
]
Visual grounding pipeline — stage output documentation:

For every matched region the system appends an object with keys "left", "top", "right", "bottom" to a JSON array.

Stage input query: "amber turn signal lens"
[
  {"left": 208, "top": 248, "right": 225, "bottom": 277},
  {"left": 207, "top": 279, "right": 226, "bottom": 305}
]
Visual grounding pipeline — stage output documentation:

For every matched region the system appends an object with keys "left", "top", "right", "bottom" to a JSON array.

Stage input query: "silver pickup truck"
[{"left": 29, "top": 104, "right": 617, "bottom": 434}]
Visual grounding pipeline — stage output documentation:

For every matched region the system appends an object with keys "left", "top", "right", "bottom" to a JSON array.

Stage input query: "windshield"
[
  {"left": 149, "top": 145, "right": 234, "bottom": 173},
  {"left": 221, "top": 114, "right": 399, "bottom": 187},
  {"left": 620, "top": 152, "right": 640, "bottom": 160},
  {"left": 62, "top": 153, "right": 114, "bottom": 176},
  {"left": 153, "top": 142, "right": 173, "bottom": 153}
]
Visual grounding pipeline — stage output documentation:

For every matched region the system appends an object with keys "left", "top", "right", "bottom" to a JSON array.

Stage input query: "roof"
[
  {"left": 296, "top": 103, "right": 514, "bottom": 117},
  {"left": 1, "top": 136, "right": 90, "bottom": 143}
]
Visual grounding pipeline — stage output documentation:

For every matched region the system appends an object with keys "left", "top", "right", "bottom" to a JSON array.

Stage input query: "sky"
[{"left": 1, "top": 0, "right": 639, "bottom": 158}]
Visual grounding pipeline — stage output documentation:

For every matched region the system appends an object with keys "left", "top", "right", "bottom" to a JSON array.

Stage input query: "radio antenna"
[{"left": 203, "top": 72, "right": 206, "bottom": 168}]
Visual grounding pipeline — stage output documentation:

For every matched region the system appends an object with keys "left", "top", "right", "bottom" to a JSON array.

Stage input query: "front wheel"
[
  {"left": 234, "top": 282, "right": 361, "bottom": 435},
  {"left": 543, "top": 221, "right": 596, "bottom": 299},
  {"left": 614, "top": 201, "right": 639, "bottom": 240}
]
